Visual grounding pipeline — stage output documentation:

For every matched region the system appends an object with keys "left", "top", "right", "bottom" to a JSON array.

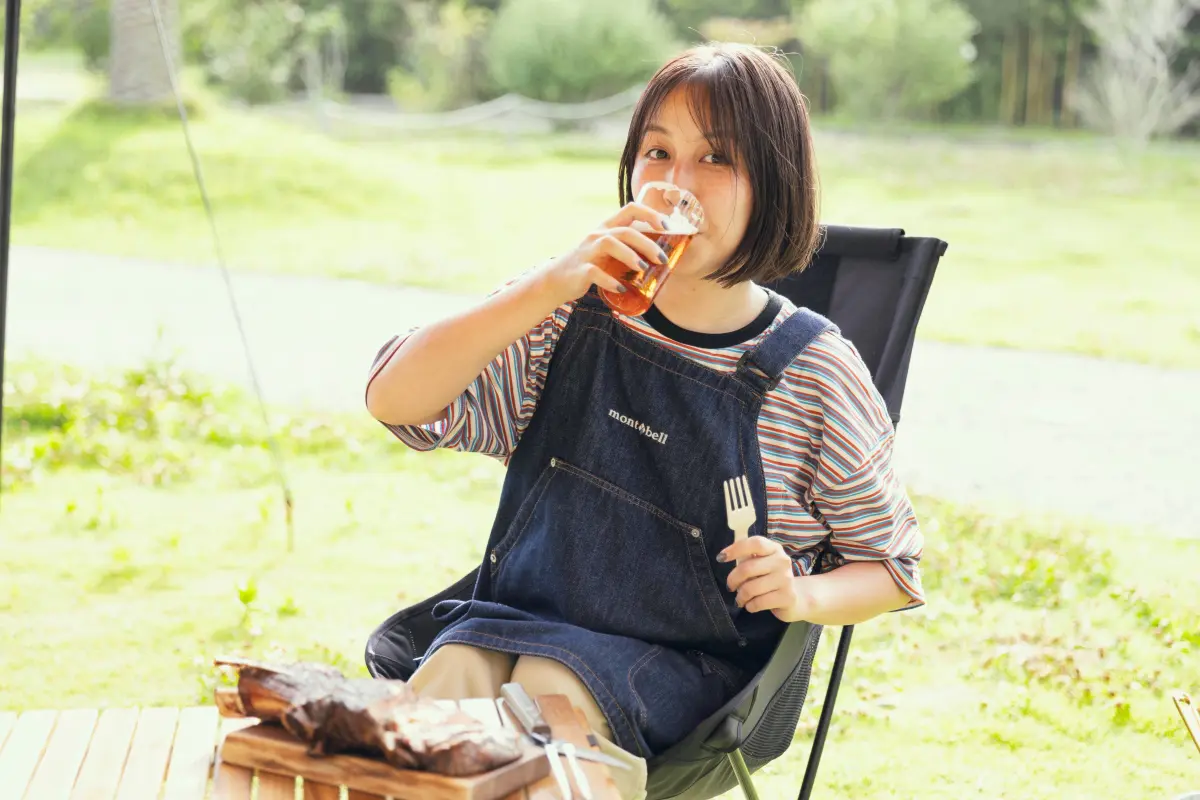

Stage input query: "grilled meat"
[{"left": 216, "top": 657, "right": 523, "bottom": 776}]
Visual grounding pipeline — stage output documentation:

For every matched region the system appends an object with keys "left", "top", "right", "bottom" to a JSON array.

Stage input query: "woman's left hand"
[{"left": 718, "top": 537, "right": 808, "bottom": 622}]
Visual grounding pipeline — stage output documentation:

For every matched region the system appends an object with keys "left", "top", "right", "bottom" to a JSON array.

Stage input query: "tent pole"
[{"left": 0, "top": 0, "right": 23, "bottom": 500}]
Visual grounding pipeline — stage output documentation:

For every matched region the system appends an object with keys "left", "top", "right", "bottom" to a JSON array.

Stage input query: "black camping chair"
[{"left": 364, "top": 224, "right": 948, "bottom": 800}]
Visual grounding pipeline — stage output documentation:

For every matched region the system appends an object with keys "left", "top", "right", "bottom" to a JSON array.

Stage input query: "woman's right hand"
[{"left": 537, "top": 202, "right": 674, "bottom": 303}]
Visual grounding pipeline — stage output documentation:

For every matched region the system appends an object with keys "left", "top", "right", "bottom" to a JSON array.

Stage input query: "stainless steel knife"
[
  {"left": 499, "top": 682, "right": 630, "bottom": 777},
  {"left": 500, "top": 683, "right": 573, "bottom": 798}
]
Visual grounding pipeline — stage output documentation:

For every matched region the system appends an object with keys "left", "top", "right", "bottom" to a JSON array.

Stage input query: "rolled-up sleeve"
[
  {"left": 803, "top": 336, "right": 925, "bottom": 608},
  {"left": 365, "top": 302, "right": 574, "bottom": 460}
]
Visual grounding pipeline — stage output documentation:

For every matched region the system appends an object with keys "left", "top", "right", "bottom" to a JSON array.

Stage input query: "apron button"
[
  {"left": 550, "top": 458, "right": 558, "bottom": 468},
  {"left": 489, "top": 552, "right": 497, "bottom": 564},
  {"left": 690, "top": 528, "right": 701, "bottom": 538}
]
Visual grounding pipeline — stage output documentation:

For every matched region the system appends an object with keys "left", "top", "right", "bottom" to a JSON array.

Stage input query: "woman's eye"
[
  {"left": 703, "top": 152, "right": 729, "bottom": 165},
  {"left": 645, "top": 147, "right": 668, "bottom": 160}
]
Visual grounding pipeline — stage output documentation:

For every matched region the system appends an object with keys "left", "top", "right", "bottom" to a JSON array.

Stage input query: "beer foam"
[
  {"left": 631, "top": 214, "right": 698, "bottom": 235},
  {"left": 666, "top": 208, "right": 699, "bottom": 235}
]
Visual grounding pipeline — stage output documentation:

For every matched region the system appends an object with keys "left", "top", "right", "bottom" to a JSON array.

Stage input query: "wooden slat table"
[{"left": 0, "top": 697, "right": 621, "bottom": 799}]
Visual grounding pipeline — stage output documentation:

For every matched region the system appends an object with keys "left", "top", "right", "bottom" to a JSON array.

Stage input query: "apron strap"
[{"left": 734, "top": 301, "right": 838, "bottom": 396}]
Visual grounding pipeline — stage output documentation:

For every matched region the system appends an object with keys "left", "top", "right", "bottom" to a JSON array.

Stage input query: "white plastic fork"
[{"left": 723, "top": 475, "right": 756, "bottom": 559}]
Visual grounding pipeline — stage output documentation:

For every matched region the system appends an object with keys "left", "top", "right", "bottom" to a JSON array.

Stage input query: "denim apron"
[{"left": 426, "top": 288, "right": 834, "bottom": 759}]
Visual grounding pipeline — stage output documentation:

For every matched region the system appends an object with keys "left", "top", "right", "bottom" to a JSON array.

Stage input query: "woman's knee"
[
  {"left": 510, "top": 655, "right": 612, "bottom": 741},
  {"left": 408, "top": 644, "right": 516, "bottom": 700}
]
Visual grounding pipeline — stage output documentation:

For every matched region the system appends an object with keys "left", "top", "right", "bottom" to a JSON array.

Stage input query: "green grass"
[
  {"left": 2, "top": 359, "right": 1198, "bottom": 798},
  {"left": 11, "top": 98, "right": 1200, "bottom": 369}
]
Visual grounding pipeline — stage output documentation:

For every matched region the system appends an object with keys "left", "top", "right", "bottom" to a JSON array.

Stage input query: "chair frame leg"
[
  {"left": 727, "top": 748, "right": 760, "bottom": 800},
  {"left": 798, "top": 624, "right": 855, "bottom": 800}
]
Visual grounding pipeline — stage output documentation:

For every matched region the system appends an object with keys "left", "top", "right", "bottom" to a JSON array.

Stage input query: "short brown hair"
[{"left": 617, "top": 43, "right": 821, "bottom": 287}]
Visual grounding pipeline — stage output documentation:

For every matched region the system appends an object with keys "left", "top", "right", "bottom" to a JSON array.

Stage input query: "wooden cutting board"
[{"left": 219, "top": 716, "right": 549, "bottom": 800}]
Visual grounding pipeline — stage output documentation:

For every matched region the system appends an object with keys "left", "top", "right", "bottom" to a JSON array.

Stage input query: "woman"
[{"left": 365, "top": 42, "right": 924, "bottom": 799}]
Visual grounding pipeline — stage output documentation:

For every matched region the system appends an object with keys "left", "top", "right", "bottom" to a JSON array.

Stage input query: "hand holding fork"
[{"left": 723, "top": 474, "right": 756, "bottom": 565}]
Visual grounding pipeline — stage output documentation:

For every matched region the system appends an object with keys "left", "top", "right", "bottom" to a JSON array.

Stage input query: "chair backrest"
[{"left": 765, "top": 224, "right": 947, "bottom": 426}]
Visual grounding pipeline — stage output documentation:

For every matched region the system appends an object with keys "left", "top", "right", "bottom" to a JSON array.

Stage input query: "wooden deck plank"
[
  {"left": 0, "top": 712, "right": 17, "bottom": 758},
  {"left": 210, "top": 762, "right": 253, "bottom": 800},
  {"left": 302, "top": 779, "right": 343, "bottom": 800},
  {"left": 345, "top": 790, "right": 389, "bottom": 800},
  {"left": 24, "top": 708, "right": 98, "bottom": 800},
  {"left": 458, "top": 698, "right": 503, "bottom": 729},
  {"left": 212, "top": 717, "right": 256, "bottom": 800},
  {"left": 257, "top": 769, "right": 299, "bottom": 800},
  {"left": 70, "top": 707, "right": 139, "bottom": 800},
  {"left": 0, "top": 709, "right": 57, "bottom": 799},
  {"left": 161, "top": 706, "right": 220, "bottom": 800},
  {"left": 114, "top": 707, "right": 179, "bottom": 800}
]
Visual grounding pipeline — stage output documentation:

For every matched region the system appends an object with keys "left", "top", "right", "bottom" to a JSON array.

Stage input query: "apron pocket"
[
  {"left": 630, "top": 645, "right": 733, "bottom": 755},
  {"left": 492, "top": 457, "right": 742, "bottom": 649}
]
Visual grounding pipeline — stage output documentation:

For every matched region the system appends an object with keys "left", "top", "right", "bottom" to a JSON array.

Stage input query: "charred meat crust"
[{"left": 217, "top": 658, "right": 523, "bottom": 776}]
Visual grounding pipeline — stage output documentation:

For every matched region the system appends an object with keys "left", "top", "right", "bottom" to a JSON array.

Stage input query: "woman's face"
[{"left": 630, "top": 88, "right": 753, "bottom": 283}]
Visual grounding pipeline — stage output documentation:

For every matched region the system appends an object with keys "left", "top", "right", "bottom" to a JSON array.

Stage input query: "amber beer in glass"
[{"left": 597, "top": 182, "right": 704, "bottom": 316}]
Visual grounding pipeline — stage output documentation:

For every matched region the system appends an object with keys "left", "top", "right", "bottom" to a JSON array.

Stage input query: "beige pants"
[{"left": 409, "top": 643, "right": 648, "bottom": 800}]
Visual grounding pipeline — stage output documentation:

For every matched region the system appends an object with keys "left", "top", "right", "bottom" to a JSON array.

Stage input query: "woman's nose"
[{"left": 664, "top": 165, "right": 695, "bottom": 192}]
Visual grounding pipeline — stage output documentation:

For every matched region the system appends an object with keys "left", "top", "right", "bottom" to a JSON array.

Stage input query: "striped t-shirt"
[{"left": 371, "top": 292, "right": 924, "bottom": 608}]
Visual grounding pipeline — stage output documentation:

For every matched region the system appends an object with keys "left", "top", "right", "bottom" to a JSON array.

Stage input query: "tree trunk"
[
  {"left": 1026, "top": 22, "right": 1044, "bottom": 126},
  {"left": 1062, "top": 20, "right": 1082, "bottom": 127},
  {"left": 1000, "top": 26, "right": 1020, "bottom": 124},
  {"left": 108, "top": 0, "right": 180, "bottom": 105}
]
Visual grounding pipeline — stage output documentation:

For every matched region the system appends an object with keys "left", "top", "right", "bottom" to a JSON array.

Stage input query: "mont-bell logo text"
[{"left": 608, "top": 409, "right": 668, "bottom": 444}]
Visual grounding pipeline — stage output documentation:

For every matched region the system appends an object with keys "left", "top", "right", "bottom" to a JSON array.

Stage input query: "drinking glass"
[{"left": 596, "top": 181, "right": 704, "bottom": 316}]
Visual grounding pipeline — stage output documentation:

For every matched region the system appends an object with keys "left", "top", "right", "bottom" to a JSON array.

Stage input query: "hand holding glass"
[{"left": 596, "top": 182, "right": 704, "bottom": 316}]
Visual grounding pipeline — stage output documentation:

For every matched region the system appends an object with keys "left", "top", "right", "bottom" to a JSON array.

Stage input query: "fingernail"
[
  {"left": 657, "top": 248, "right": 669, "bottom": 265},
  {"left": 716, "top": 552, "right": 729, "bottom": 563},
  {"left": 660, "top": 215, "right": 672, "bottom": 230}
]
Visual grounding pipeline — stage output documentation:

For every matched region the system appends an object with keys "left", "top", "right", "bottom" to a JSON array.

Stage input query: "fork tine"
[
  {"left": 723, "top": 478, "right": 733, "bottom": 513},
  {"left": 740, "top": 475, "right": 751, "bottom": 511}
]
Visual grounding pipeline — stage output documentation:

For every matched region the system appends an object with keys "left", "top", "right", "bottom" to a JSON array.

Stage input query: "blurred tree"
[
  {"left": 1069, "top": 0, "right": 1200, "bottom": 142},
  {"left": 318, "top": 0, "right": 408, "bottom": 93},
  {"left": 797, "top": 0, "right": 979, "bottom": 120},
  {"left": 486, "top": 0, "right": 680, "bottom": 103},
  {"left": 75, "top": 0, "right": 112, "bottom": 72},
  {"left": 663, "top": 0, "right": 790, "bottom": 36},
  {"left": 699, "top": 16, "right": 794, "bottom": 48},
  {"left": 7, "top": 0, "right": 77, "bottom": 51},
  {"left": 948, "top": 0, "right": 1096, "bottom": 126},
  {"left": 184, "top": 0, "right": 345, "bottom": 105},
  {"left": 387, "top": 0, "right": 494, "bottom": 110},
  {"left": 108, "top": 0, "right": 180, "bottom": 104}
]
